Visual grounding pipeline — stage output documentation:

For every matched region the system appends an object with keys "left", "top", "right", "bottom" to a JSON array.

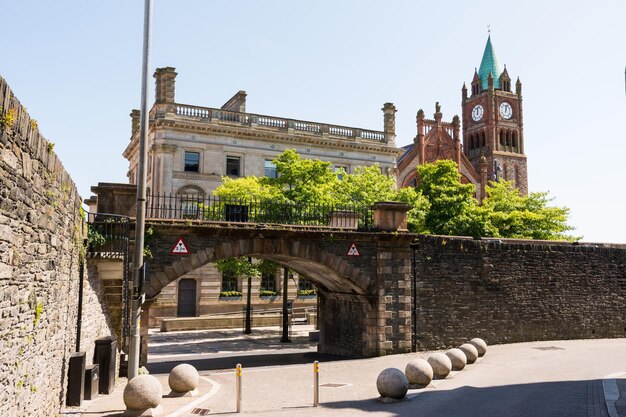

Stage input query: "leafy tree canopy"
[
  {"left": 481, "top": 180, "right": 577, "bottom": 241},
  {"left": 213, "top": 150, "right": 577, "bottom": 240},
  {"left": 215, "top": 257, "right": 280, "bottom": 277}
]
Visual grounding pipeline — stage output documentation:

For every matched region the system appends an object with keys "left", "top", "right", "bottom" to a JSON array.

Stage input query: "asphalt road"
[{"left": 143, "top": 326, "right": 623, "bottom": 417}]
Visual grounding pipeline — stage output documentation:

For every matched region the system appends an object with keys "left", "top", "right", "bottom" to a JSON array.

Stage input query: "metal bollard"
[
  {"left": 313, "top": 360, "right": 319, "bottom": 407},
  {"left": 236, "top": 363, "right": 242, "bottom": 413}
]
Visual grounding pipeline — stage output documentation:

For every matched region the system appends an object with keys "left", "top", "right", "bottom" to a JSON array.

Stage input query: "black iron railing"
[
  {"left": 86, "top": 212, "right": 131, "bottom": 255},
  {"left": 146, "top": 193, "right": 375, "bottom": 230}
]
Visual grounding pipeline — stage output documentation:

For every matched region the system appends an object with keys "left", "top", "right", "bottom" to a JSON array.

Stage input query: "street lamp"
[{"left": 128, "top": 0, "right": 153, "bottom": 380}]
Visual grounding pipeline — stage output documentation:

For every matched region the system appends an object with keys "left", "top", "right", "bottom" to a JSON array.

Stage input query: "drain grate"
[
  {"left": 320, "top": 383, "right": 349, "bottom": 388},
  {"left": 191, "top": 408, "right": 211, "bottom": 415},
  {"left": 533, "top": 346, "right": 565, "bottom": 351}
]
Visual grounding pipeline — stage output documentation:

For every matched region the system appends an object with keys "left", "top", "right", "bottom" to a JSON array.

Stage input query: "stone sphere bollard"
[
  {"left": 459, "top": 343, "right": 479, "bottom": 364},
  {"left": 469, "top": 338, "right": 487, "bottom": 357},
  {"left": 376, "top": 368, "right": 409, "bottom": 400},
  {"left": 446, "top": 348, "right": 467, "bottom": 371},
  {"left": 427, "top": 353, "right": 452, "bottom": 379},
  {"left": 405, "top": 358, "right": 433, "bottom": 388},
  {"left": 168, "top": 364, "right": 200, "bottom": 395},
  {"left": 123, "top": 375, "right": 162, "bottom": 414}
]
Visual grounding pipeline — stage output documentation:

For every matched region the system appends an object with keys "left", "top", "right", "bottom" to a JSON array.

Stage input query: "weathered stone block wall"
[
  {"left": 413, "top": 235, "right": 626, "bottom": 350},
  {"left": 0, "top": 75, "right": 114, "bottom": 416},
  {"left": 376, "top": 241, "right": 412, "bottom": 355},
  {"left": 319, "top": 292, "right": 374, "bottom": 357}
]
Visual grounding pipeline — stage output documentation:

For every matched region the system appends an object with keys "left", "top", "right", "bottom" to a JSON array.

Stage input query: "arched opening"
[
  {"left": 142, "top": 235, "right": 383, "bottom": 361},
  {"left": 176, "top": 185, "right": 206, "bottom": 219}
]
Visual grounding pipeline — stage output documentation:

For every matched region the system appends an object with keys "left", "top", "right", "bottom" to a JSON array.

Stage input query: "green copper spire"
[{"left": 478, "top": 35, "right": 502, "bottom": 90}]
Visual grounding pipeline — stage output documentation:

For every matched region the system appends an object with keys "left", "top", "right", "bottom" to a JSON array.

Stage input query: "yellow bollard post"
[
  {"left": 313, "top": 361, "right": 319, "bottom": 407},
  {"left": 236, "top": 363, "right": 242, "bottom": 413}
]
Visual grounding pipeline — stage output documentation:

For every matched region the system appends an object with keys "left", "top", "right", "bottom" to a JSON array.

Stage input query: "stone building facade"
[
  {"left": 120, "top": 67, "right": 403, "bottom": 323},
  {"left": 0, "top": 76, "right": 114, "bottom": 415}
]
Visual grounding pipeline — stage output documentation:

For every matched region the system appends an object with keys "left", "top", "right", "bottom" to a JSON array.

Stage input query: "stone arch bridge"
[
  {"left": 144, "top": 221, "right": 414, "bottom": 357},
  {"left": 87, "top": 183, "right": 416, "bottom": 360}
]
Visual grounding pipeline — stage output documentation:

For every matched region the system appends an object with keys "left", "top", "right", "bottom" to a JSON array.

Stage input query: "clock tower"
[{"left": 461, "top": 36, "right": 528, "bottom": 196}]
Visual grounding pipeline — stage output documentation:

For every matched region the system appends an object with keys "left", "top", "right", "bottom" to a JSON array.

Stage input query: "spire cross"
[{"left": 487, "top": 24, "right": 491, "bottom": 35}]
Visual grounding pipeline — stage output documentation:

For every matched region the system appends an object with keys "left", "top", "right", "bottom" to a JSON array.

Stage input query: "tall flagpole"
[{"left": 128, "top": 0, "right": 153, "bottom": 380}]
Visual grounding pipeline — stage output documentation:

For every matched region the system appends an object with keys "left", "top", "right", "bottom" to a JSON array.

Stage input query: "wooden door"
[{"left": 177, "top": 279, "right": 197, "bottom": 317}]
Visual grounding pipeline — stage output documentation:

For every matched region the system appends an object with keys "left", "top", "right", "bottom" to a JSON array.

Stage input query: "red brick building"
[{"left": 397, "top": 36, "right": 528, "bottom": 200}]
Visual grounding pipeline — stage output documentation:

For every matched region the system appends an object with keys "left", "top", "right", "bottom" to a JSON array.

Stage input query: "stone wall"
[
  {"left": 0, "top": 75, "right": 114, "bottom": 416},
  {"left": 413, "top": 235, "right": 626, "bottom": 350}
]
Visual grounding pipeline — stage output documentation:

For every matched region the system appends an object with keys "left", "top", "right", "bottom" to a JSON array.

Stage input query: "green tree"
[
  {"left": 415, "top": 160, "right": 486, "bottom": 236},
  {"left": 272, "top": 149, "right": 338, "bottom": 205},
  {"left": 332, "top": 165, "right": 396, "bottom": 206},
  {"left": 482, "top": 180, "right": 577, "bottom": 240},
  {"left": 395, "top": 186, "right": 430, "bottom": 233},
  {"left": 215, "top": 257, "right": 280, "bottom": 334},
  {"left": 214, "top": 176, "right": 283, "bottom": 201}
]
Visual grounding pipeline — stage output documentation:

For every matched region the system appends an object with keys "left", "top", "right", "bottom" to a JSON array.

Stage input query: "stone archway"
[
  {"left": 145, "top": 237, "right": 372, "bottom": 299},
  {"left": 136, "top": 224, "right": 414, "bottom": 359}
]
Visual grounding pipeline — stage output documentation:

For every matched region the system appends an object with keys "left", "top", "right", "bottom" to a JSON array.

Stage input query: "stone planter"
[
  {"left": 260, "top": 295, "right": 279, "bottom": 301},
  {"left": 219, "top": 296, "right": 242, "bottom": 301},
  {"left": 296, "top": 295, "right": 317, "bottom": 300}
]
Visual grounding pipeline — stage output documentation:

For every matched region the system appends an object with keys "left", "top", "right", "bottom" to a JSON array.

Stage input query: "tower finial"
[{"left": 487, "top": 24, "right": 491, "bottom": 35}]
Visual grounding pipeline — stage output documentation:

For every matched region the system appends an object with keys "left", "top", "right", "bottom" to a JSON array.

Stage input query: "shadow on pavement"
[
  {"left": 146, "top": 351, "right": 348, "bottom": 374},
  {"left": 320, "top": 379, "right": 610, "bottom": 417}
]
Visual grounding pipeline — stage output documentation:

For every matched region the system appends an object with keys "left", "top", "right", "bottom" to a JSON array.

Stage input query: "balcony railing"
[
  {"left": 146, "top": 193, "right": 374, "bottom": 230},
  {"left": 174, "top": 104, "right": 387, "bottom": 143}
]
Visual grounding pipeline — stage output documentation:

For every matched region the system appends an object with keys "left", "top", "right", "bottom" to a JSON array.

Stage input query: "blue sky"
[{"left": 2, "top": 1, "right": 625, "bottom": 242}]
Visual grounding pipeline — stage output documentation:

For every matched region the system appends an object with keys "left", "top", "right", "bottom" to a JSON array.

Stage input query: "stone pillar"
[
  {"left": 155, "top": 144, "right": 177, "bottom": 195},
  {"left": 130, "top": 109, "right": 140, "bottom": 137},
  {"left": 416, "top": 109, "right": 425, "bottom": 164},
  {"left": 452, "top": 115, "right": 461, "bottom": 164},
  {"left": 373, "top": 202, "right": 411, "bottom": 232},
  {"left": 382, "top": 102, "right": 397, "bottom": 145},
  {"left": 91, "top": 183, "right": 138, "bottom": 217},
  {"left": 329, "top": 210, "right": 359, "bottom": 229},
  {"left": 376, "top": 241, "right": 412, "bottom": 356},
  {"left": 154, "top": 67, "right": 177, "bottom": 115},
  {"left": 433, "top": 102, "right": 442, "bottom": 126},
  {"left": 478, "top": 155, "right": 488, "bottom": 203}
]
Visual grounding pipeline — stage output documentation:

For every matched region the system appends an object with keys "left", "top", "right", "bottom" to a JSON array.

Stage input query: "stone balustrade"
[{"left": 174, "top": 103, "right": 387, "bottom": 143}]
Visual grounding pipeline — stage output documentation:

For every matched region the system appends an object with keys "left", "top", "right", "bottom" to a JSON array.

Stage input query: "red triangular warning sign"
[
  {"left": 346, "top": 243, "right": 360, "bottom": 256},
  {"left": 170, "top": 237, "right": 189, "bottom": 255}
]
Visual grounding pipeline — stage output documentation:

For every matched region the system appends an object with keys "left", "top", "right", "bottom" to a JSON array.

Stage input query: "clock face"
[
  {"left": 471, "top": 104, "right": 484, "bottom": 122},
  {"left": 499, "top": 102, "right": 513, "bottom": 119}
]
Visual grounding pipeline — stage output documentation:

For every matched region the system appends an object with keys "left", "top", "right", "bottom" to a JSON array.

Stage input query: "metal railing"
[
  {"left": 146, "top": 193, "right": 374, "bottom": 230},
  {"left": 174, "top": 104, "right": 387, "bottom": 143}
]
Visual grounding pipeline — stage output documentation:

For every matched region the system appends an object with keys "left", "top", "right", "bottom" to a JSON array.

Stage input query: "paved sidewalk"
[{"left": 73, "top": 327, "right": 626, "bottom": 417}]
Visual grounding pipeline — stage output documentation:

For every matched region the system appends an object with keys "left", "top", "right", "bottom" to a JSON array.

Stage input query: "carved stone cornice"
[
  {"left": 172, "top": 171, "right": 222, "bottom": 182},
  {"left": 153, "top": 118, "right": 403, "bottom": 157},
  {"left": 153, "top": 143, "right": 178, "bottom": 154}
]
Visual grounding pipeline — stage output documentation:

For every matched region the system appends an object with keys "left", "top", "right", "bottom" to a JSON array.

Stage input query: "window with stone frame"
[
  {"left": 264, "top": 160, "right": 277, "bottom": 178},
  {"left": 334, "top": 165, "right": 347, "bottom": 181},
  {"left": 298, "top": 277, "right": 314, "bottom": 291},
  {"left": 221, "top": 270, "right": 239, "bottom": 292},
  {"left": 184, "top": 151, "right": 200, "bottom": 172},
  {"left": 226, "top": 156, "right": 241, "bottom": 177},
  {"left": 260, "top": 271, "right": 277, "bottom": 292}
]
